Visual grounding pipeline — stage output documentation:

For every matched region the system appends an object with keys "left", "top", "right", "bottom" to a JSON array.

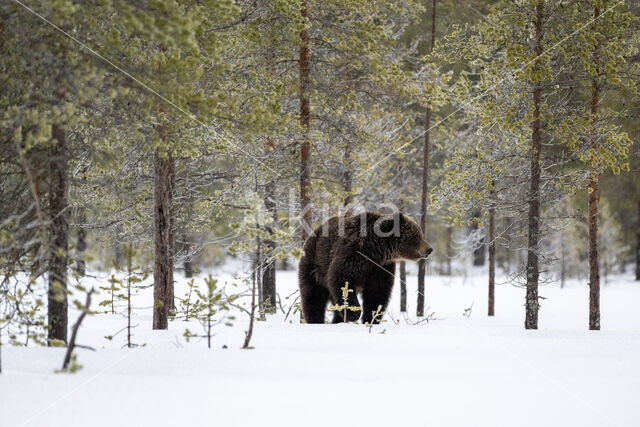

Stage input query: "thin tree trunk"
[
  {"left": 588, "top": 4, "right": 601, "bottom": 331},
  {"left": 243, "top": 263, "right": 257, "bottom": 349},
  {"left": 183, "top": 237, "right": 194, "bottom": 278},
  {"left": 48, "top": 123, "right": 69, "bottom": 345},
  {"left": 256, "top": 234, "right": 263, "bottom": 316},
  {"left": 525, "top": 1, "right": 544, "bottom": 330},
  {"left": 342, "top": 144, "right": 353, "bottom": 207},
  {"left": 114, "top": 241, "right": 125, "bottom": 267},
  {"left": 399, "top": 198, "right": 407, "bottom": 312},
  {"left": 183, "top": 185, "right": 194, "bottom": 278},
  {"left": 417, "top": 0, "right": 437, "bottom": 318},
  {"left": 488, "top": 186, "right": 496, "bottom": 316},
  {"left": 299, "top": 0, "right": 312, "bottom": 242},
  {"left": 504, "top": 216, "right": 513, "bottom": 274},
  {"left": 636, "top": 199, "right": 640, "bottom": 281},
  {"left": 399, "top": 261, "right": 407, "bottom": 312},
  {"left": 560, "top": 230, "right": 566, "bottom": 289},
  {"left": 445, "top": 226, "right": 453, "bottom": 275},
  {"left": 262, "top": 237, "right": 276, "bottom": 312},
  {"left": 263, "top": 167, "right": 277, "bottom": 313},
  {"left": 62, "top": 288, "right": 94, "bottom": 371},
  {"left": 75, "top": 208, "right": 87, "bottom": 276},
  {"left": 152, "top": 117, "right": 174, "bottom": 330},
  {"left": 168, "top": 155, "right": 176, "bottom": 312},
  {"left": 472, "top": 209, "right": 486, "bottom": 266}
]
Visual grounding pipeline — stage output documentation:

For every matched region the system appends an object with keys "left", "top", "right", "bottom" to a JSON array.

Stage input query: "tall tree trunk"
[
  {"left": 445, "top": 226, "right": 453, "bottom": 275},
  {"left": 48, "top": 124, "right": 69, "bottom": 344},
  {"left": 636, "top": 200, "right": 640, "bottom": 281},
  {"left": 183, "top": 236, "right": 194, "bottom": 278},
  {"left": 471, "top": 209, "right": 486, "bottom": 266},
  {"left": 560, "top": 229, "right": 566, "bottom": 289},
  {"left": 168, "top": 155, "right": 176, "bottom": 312},
  {"left": 182, "top": 180, "right": 194, "bottom": 278},
  {"left": 399, "top": 199, "right": 407, "bottom": 312},
  {"left": 256, "top": 235, "right": 263, "bottom": 316},
  {"left": 342, "top": 144, "right": 353, "bottom": 208},
  {"left": 114, "top": 240, "right": 125, "bottom": 267},
  {"left": 488, "top": 187, "right": 496, "bottom": 317},
  {"left": 503, "top": 216, "right": 513, "bottom": 274},
  {"left": 263, "top": 158, "right": 277, "bottom": 313},
  {"left": 399, "top": 260, "right": 407, "bottom": 312},
  {"left": 75, "top": 208, "right": 87, "bottom": 276},
  {"left": 417, "top": 0, "right": 437, "bottom": 318},
  {"left": 588, "top": 4, "right": 601, "bottom": 330},
  {"left": 299, "top": 0, "right": 312, "bottom": 242},
  {"left": 525, "top": 1, "right": 544, "bottom": 330},
  {"left": 152, "top": 118, "right": 174, "bottom": 330}
]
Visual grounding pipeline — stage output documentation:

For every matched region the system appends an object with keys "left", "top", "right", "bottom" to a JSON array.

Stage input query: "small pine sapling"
[
  {"left": 99, "top": 274, "right": 122, "bottom": 314},
  {"left": 7, "top": 285, "right": 46, "bottom": 346},
  {"left": 183, "top": 275, "right": 236, "bottom": 349},
  {"left": 123, "top": 244, "right": 148, "bottom": 347},
  {"left": 329, "top": 282, "right": 362, "bottom": 323},
  {"left": 366, "top": 305, "right": 385, "bottom": 333},
  {"left": 103, "top": 244, "right": 149, "bottom": 347},
  {"left": 463, "top": 302, "right": 474, "bottom": 318},
  {"left": 175, "top": 279, "right": 198, "bottom": 321}
]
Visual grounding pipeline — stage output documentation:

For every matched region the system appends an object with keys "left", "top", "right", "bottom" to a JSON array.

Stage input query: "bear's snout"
[{"left": 419, "top": 240, "right": 433, "bottom": 259}]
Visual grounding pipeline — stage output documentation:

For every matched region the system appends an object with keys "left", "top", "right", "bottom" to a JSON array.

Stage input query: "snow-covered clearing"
[{"left": 2, "top": 264, "right": 639, "bottom": 427}]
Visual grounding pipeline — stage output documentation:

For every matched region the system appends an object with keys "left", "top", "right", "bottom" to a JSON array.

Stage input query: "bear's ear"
[
  {"left": 398, "top": 212, "right": 406, "bottom": 225},
  {"left": 375, "top": 213, "right": 401, "bottom": 236}
]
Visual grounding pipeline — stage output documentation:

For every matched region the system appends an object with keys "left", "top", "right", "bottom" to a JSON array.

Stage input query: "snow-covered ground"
[{"left": 2, "top": 263, "right": 640, "bottom": 427}]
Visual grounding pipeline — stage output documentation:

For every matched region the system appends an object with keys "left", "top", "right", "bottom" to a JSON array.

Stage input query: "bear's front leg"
[
  {"left": 327, "top": 259, "right": 361, "bottom": 323},
  {"left": 361, "top": 262, "right": 395, "bottom": 325}
]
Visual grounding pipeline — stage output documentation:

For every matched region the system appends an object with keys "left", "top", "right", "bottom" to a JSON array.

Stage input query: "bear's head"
[{"left": 374, "top": 213, "right": 433, "bottom": 262}]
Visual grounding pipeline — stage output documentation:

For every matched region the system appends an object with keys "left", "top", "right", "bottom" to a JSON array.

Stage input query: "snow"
[{"left": 2, "top": 264, "right": 640, "bottom": 427}]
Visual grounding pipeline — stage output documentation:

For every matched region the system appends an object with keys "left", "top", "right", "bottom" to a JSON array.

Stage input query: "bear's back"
[{"left": 303, "top": 212, "right": 384, "bottom": 274}]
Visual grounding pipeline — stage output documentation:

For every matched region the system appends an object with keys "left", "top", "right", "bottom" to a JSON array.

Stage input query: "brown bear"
[{"left": 298, "top": 211, "right": 433, "bottom": 324}]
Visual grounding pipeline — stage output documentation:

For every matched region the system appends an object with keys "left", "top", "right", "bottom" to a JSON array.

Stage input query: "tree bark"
[
  {"left": 342, "top": 144, "right": 353, "bottom": 207},
  {"left": 636, "top": 199, "right": 640, "bottom": 281},
  {"left": 399, "top": 199, "right": 407, "bottom": 312},
  {"left": 62, "top": 288, "right": 94, "bottom": 371},
  {"left": 168, "top": 155, "right": 176, "bottom": 312},
  {"left": 417, "top": 0, "right": 437, "bottom": 318},
  {"left": 399, "top": 261, "right": 407, "bottom": 312},
  {"left": 243, "top": 260, "right": 258, "bottom": 349},
  {"left": 75, "top": 208, "right": 87, "bottom": 276},
  {"left": 152, "top": 120, "right": 174, "bottom": 329},
  {"left": 445, "top": 226, "right": 453, "bottom": 275},
  {"left": 472, "top": 209, "right": 485, "bottom": 266},
  {"left": 48, "top": 124, "right": 69, "bottom": 344},
  {"left": 299, "top": 0, "right": 312, "bottom": 242},
  {"left": 488, "top": 187, "right": 496, "bottom": 316},
  {"left": 183, "top": 237, "right": 194, "bottom": 278},
  {"left": 560, "top": 229, "right": 566, "bottom": 289},
  {"left": 525, "top": 1, "right": 544, "bottom": 330},
  {"left": 263, "top": 172, "right": 277, "bottom": 313},
  {"left": 588, "top": 4, "right": 601, "bottom": 330},
  {"left": 182, "top": 184, "right": 194, "bottom": 278}
]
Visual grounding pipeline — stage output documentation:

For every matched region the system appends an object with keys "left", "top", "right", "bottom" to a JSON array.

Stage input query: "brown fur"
[{"left": 298, "top": 212, "right": 432, "bottom": 324}]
